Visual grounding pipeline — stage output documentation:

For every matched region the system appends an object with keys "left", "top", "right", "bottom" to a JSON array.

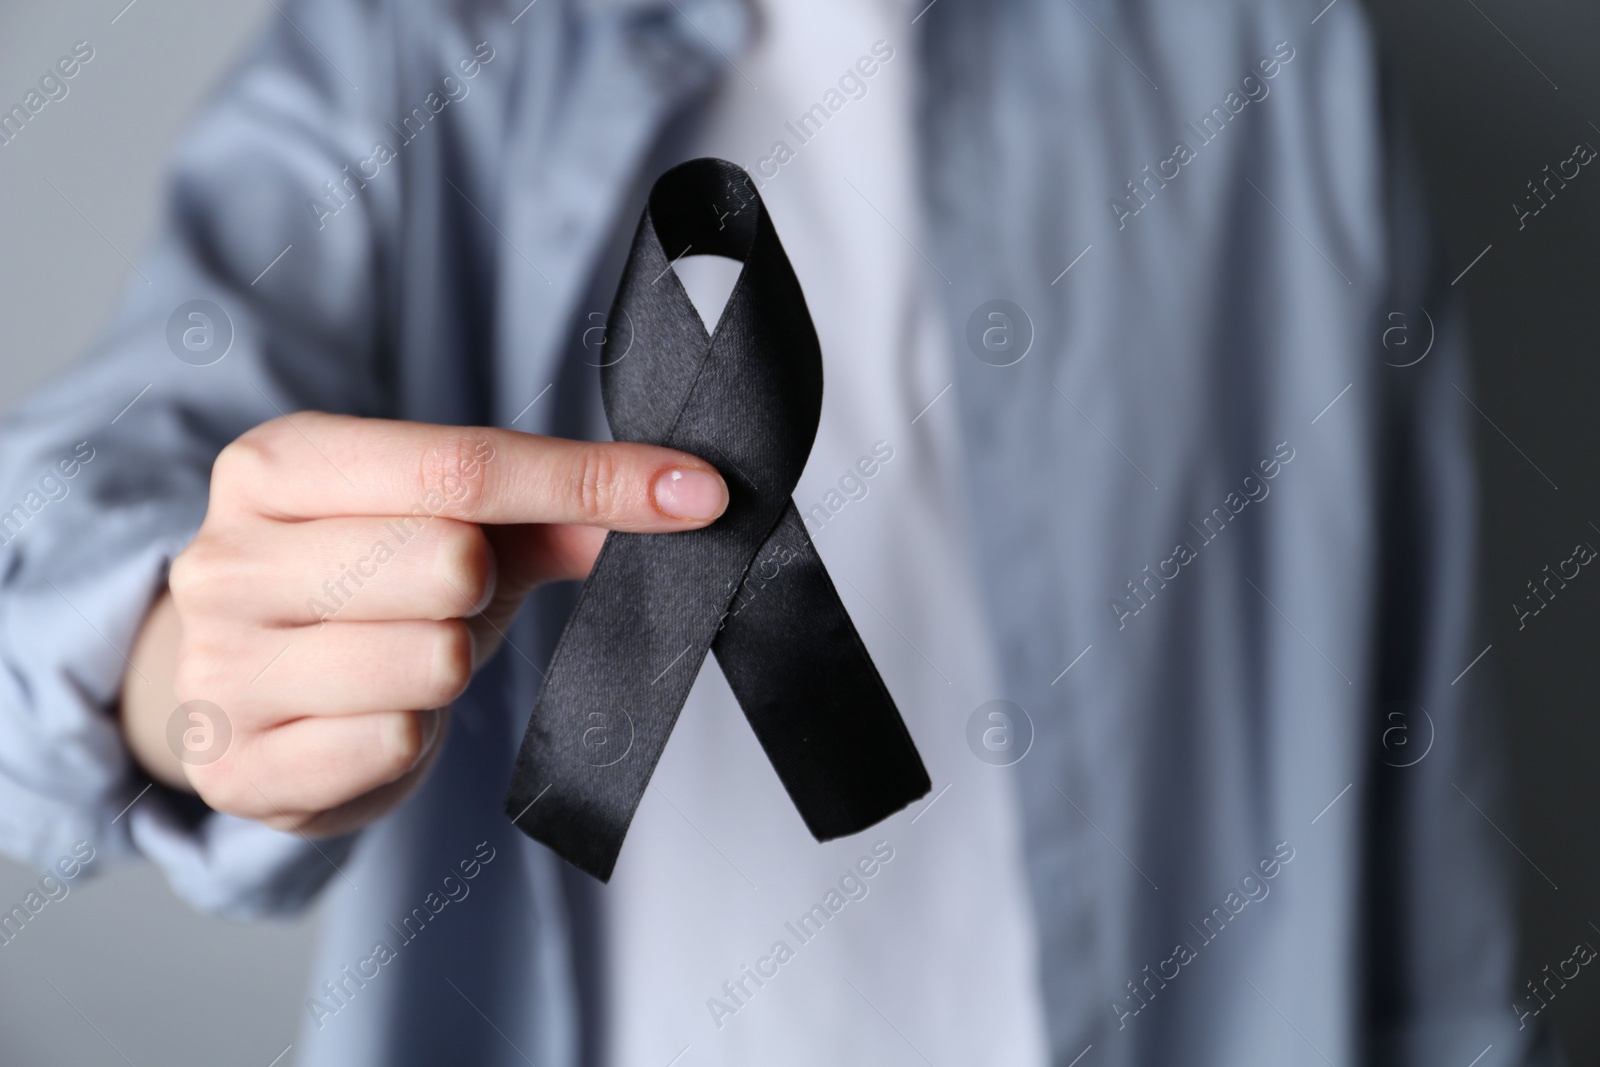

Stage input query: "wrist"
[{"left": 119, "top": 590, "right": 197, "bottom": 793}]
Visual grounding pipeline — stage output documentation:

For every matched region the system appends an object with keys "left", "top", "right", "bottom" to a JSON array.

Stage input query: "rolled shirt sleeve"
[{"left": 0, "top": 0, "right": 398, "bottom": 917}]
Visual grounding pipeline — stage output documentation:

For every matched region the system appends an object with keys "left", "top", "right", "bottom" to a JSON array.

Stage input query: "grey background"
[
  {"left": 1362, "top": 0, "right": 1600, "bottom": 1057},
  {"left": 0, "top": 0, "right": 1596, "bottom": 1063}
]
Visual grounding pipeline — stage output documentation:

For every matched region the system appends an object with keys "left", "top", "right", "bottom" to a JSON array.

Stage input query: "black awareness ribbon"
[{"left": 503, "top": 158, "right": 931, "bottom": 882}]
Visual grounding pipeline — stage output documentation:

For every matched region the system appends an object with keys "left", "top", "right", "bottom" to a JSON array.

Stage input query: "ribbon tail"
[{"left": 712, "top": 503, "right": 932, "bottom": 840}]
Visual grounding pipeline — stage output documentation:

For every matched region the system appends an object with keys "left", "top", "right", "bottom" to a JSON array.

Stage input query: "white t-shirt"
[{"left": 600, "top": 2, "right": 1050, "bottom": 1064}]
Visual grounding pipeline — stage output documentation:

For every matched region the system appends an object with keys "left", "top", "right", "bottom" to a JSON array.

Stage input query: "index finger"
[{"left": 214, "top": 412, "right": 729, "bottom": 530}]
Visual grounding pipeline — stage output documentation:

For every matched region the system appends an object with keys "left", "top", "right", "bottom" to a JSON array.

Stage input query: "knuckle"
[
  {"left": 418, "top": 432, "right": 494, "bottom": 518},
  {"left": 575, "top": 446, "right": 621, "bottom": 524},
  {"left": 432, "top": 521, "right": 493, "bottom": 617},
  {"left": 166, "top": 543, "right": 206, "bottom": 606},
  {"left": 212, "top": 414, "right": 326, "bottom": 504},
  {"left": 254, "top": 411, "right": 322, "bottom": 449},
  {"left": 167, "top": 537, "right": 233, "bottom": 611},
  {"left": 426, "top": 620, "right": 474, "bottom": 704},
  {"left": 209, "top": 436, "right": 266, "bottom": 503},
  {"left": 187, "top": 761, "right": 253, "bottom": 818}
]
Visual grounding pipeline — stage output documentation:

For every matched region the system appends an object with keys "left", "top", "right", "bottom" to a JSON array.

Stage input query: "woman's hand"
[{"left": 119, "top": 412, "right": 727, "bottom": 837}]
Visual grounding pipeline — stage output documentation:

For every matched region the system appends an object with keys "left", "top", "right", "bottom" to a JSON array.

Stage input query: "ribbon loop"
[{"left": 505, "top": 158, "right": 931, "bottom": 882}]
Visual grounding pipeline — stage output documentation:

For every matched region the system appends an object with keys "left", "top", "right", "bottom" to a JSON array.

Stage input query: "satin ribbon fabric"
[{"left": 504, "top": 158, "right": 931, "bottom": 882}]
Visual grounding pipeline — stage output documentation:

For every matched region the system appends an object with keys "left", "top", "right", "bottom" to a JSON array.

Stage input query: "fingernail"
[{"left": 653, "top": 466, "right": 727, "bottom": 522}]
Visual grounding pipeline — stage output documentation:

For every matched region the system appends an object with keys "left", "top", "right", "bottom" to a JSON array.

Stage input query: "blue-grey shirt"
[{"left": 0, "top": 0, "right": 1555, "bottom": 1063}]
